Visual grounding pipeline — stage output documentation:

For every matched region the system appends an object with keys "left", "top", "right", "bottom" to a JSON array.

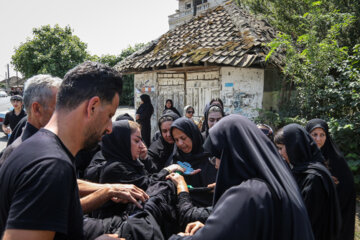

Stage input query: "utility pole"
[
  {"left": 6, "top": 64, "right": 10, "bottom": 90},
  {"left": 193, "top": 0, "right": 197, "bottom": 16}
]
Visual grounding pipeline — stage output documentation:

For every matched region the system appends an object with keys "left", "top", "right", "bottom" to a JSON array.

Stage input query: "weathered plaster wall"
[
  {"left": 220, "top": 67, "right": 264, "bottom": 119},
  {"left": 186, "top": 70, "right": 220, "bottom": 120},
  {"left": 157, "top": 72, "right": 185, "bottom": 118}
]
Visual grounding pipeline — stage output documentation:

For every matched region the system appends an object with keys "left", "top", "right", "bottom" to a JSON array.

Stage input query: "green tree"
[
  {"left": 89, "top": 43, "right": 145, "bottom": 67},
  {"left": 242, "top": 0, "right": 360, "bottom": 181},
  {"left": 11, "top": 24, "right": 88, "bottom": 78},
  {"left": 88, "top": 43, "right": 145, "bottom": 105}
]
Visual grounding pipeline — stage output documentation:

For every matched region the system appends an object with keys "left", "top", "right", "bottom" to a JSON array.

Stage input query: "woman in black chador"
[
  {"left": 163, "top": 99, "right": 181, "bottom": 117},
  {"left": 201, "top": 103, "right": 224, "bottom": 140},
  {"left": 98, "top": 120, "right": 183, "bottom": 218},
  {"left": 169, "top": 115, "right": 314, "bottom": 240},
  {"left": 276, "top": 124, "right": 341, "bottom": 240},
  {"left": 136, "top": 94, "right": 154, "bottom": 147},
  {"left": 306, "top": 119, "right": 355, "bottom": 240},
  {"left": 170, "top": 117, "right": 217, "bottom": 207},
  {"left": 147, "top": 111, "right": 180, "bottom": 172}
]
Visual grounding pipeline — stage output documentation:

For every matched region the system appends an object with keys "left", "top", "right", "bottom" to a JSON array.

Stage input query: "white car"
[{"left": 0, "top": 91, "right": 8, "bottom": 97}]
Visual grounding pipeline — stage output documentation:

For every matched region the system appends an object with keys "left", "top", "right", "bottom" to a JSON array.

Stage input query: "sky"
[{"left": 0, "top": 0, "right": 179, "bottom": 79}]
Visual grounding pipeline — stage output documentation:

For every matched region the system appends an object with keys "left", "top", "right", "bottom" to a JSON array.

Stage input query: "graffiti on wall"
[{"left": 223, "top": 90, "right": 259, "bottom": 118}]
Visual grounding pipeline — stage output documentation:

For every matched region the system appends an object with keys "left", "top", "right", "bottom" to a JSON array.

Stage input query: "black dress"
[
  {"left": 306, "top": 119, "right": 355, "bottom": 240},
  {"left": 170, "top": 117, "right": 217, "bottom": 207},
  {"left": 98, "top": 120, "right": 169, "bottom": 218},
  {"left": 170, "top": 114, "right": 314, "bottom": 240},
  {"left": 136, "top": 94, "right": 154, "bottom": 147},
  {"left": 283, "top": 123, "right": 341, "bottom": 240}
]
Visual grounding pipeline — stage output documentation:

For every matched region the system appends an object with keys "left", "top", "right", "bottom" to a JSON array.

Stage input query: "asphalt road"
[{"left": 0, "top": 105, "right": 135, "bottom": 152}]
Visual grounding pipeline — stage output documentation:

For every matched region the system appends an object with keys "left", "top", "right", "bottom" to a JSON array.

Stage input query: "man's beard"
[{"left": 83, "top": 129, "right": 106, "bottom": 151}]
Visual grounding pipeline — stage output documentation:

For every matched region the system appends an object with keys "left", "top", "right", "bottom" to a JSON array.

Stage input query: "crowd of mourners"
[{"left": 0, "top": 61, "right": 356, "bottom": 240}]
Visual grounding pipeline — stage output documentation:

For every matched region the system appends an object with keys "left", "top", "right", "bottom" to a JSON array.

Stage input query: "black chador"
[
  {"left": 170, "top": 117, "right": 217, "bottom": 207},
  {"left": 284, "top": 124, "right": 341, "bottom": 240},
  {"left": 306, "top": 119, "right": 355, "bottom": 240},
  {"left": 98, "top": 120, "right": 169, "bottom": 218},
  {"left": 169, "top": 115, "right": 314, "bottom": 240},
  {"left": 136, "top": 94, "right": 154, "bottom": 147}
]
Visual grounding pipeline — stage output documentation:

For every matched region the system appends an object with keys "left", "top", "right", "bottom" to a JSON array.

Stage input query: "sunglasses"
[{"left": 187, "top": 111, "right": 194, "bottom": 114}]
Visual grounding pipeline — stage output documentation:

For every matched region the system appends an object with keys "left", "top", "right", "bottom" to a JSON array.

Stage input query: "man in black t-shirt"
[
  {"left": 0, "top": 62, "right": 124, "bottom": 240},
  {"left": 2, "top": 95, "right": 26, "bottom": 135}
]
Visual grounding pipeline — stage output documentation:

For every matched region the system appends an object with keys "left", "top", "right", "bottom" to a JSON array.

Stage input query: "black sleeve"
[
  {"left": 3, "top": 112, "right": 10, "bottom": 126},
  {"left": 177, "top": 192, "right": 212, "bottom": 230},
  {"left": 101, "top": 162, "right": 169, "bottom": 191},
  {"left": 6, "top": 159, "right": 75, "bottom": 234}
]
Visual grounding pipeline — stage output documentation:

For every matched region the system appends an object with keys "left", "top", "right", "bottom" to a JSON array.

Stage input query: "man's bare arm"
[
  {"left": 2, "top": 229, "right": 55, "bottom": 240},
  {"left": 77, "top": 180, "right": 149, "bottom": 212}
]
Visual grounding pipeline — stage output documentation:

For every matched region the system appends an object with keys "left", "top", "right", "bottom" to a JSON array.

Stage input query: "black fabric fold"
[
  {"left": 306, "top": 119, "right": 355, "bottom": 240},
  {"left": 169, "top": 115, "right": 314, "bottom": 240}
]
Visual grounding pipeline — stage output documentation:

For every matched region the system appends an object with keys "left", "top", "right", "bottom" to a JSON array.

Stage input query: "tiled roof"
[{"left": 115, "top": 1, "right": 282, "bottom": 73}]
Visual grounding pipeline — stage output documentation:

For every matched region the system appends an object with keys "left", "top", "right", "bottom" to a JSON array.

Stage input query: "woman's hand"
[
  {"left": 139, "top": 144, "right": 148, "bottom": 160},
  {"left": 166, "top": 172, "right": 186, "bottom": 187},
  {"left": 164, "top": 164, "right": 185, "bottom": 173},
  {"left": 207, "top": 183, "right": 216, "bottom": 193},
  {"left": 185, "top": 221, "right": 205, "bottom": 235},
  {"left": 166, "top": 172, "right": 189, "bottom": 194}
]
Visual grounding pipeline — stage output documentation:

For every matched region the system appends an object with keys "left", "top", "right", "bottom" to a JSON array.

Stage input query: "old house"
[{"left": 115, "top": 0, "right": 283, "bottom": 135}]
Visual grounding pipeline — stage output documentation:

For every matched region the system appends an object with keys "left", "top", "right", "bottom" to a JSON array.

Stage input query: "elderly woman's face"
[
  {"left": 130, "top": 127, "right": 146, "bottom": 160},
  {"left": 172, "top": 128, "right": 193, "bottom": 153},
  {"left": 160, "top": 121, "right": 174, "bottom": 144},
  {"left": 310, "top": 128, "right": 326, "bottom": 149}
]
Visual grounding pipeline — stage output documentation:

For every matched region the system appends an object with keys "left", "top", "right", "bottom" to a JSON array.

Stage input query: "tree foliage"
[
  {"left": 89, "top": 43, "right": 145, "bottom": 67},
  {"left": 11, "top": 24, "right": 88, "bottom": 78},
  {"left": 88, "top": 43, "right": 145, "bottom": 105},
  {"left": 240, "top": 0, "right": 360, "bottom": 180}
]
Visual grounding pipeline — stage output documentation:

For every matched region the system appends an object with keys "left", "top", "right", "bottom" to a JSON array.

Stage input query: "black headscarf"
[
  {"left": 170, "top": 117, "right": 207, "bottom": 161},
  {"left": 115, "top": 113, "right": 134, "bottom": 122},
  {"left": 98, "top": 120, "right": 171, "bottom": 218},
  {"left": 176, "top": 114, "right": 314, "bottom": 240},
  {"left": 283, "top": 123, "right": 341, "bottom": 240},
  {"left": 163, "top": 99, "right": 181, "bottom": 117},
  {"left": 306, "top": 119, "right": 355, "bottom": 240},
  {"left": 170, "top": 117, "right": 217, "bottom": 206},
  {"left": 147, "top": 111, "right": 180, "bottom": 171},
  {"left": 202, "top": 103, "right": 224, "bottom": 139},
  {"left": 100, "top": 120, "right": 148, "bottom": 180}
]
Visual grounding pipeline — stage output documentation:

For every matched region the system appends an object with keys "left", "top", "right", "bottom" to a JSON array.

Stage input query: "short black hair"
[
  {"left": 56, "top": 61, "right": 122, "bottom": 110},
  {"left": 10, "top": 95, "right": 23, "bottom": 102}
]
